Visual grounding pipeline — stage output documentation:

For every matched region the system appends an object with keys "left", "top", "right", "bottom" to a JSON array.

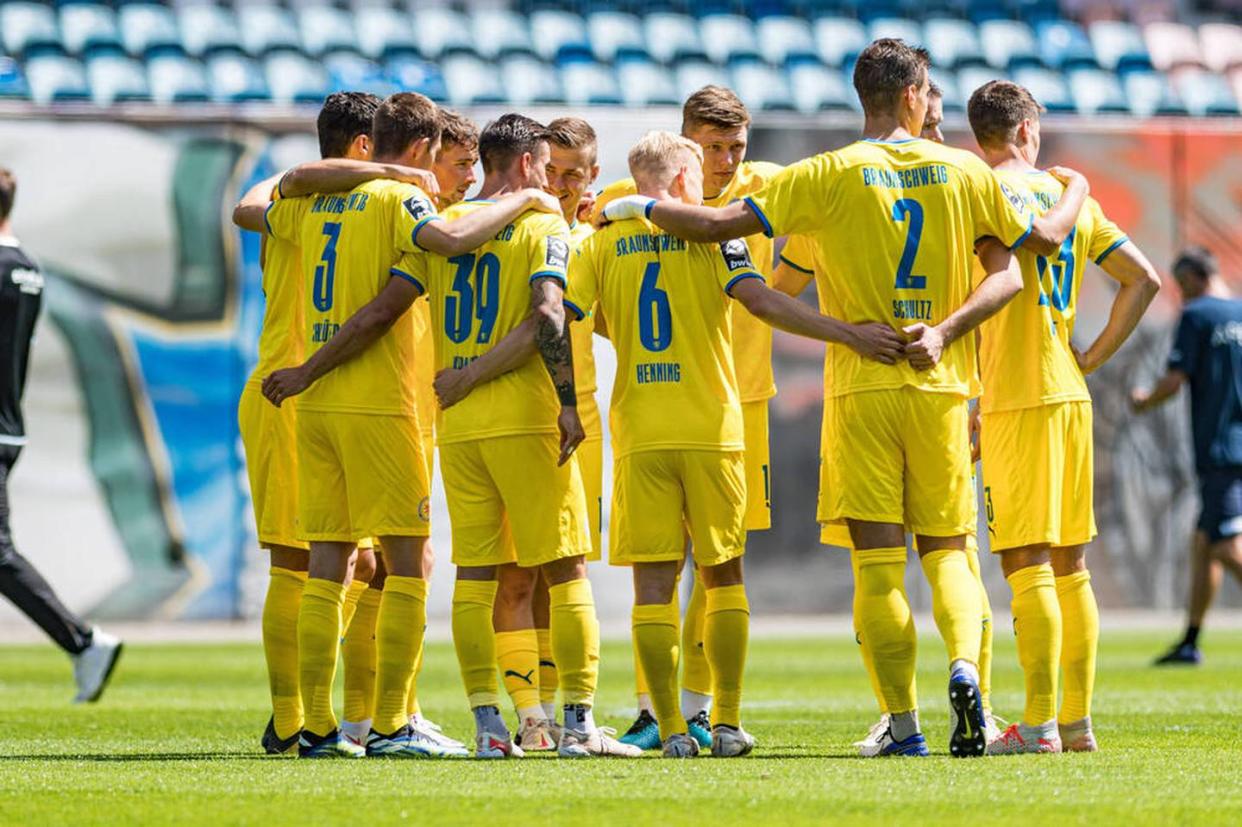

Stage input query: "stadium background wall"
[{"left": 3, "top": 107, "right": 1239, "bottom": 623}]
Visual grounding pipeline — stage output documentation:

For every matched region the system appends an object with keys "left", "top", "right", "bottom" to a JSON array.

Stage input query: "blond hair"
[
  {"left": 628, "top": 131, "right": 703, "bottom": 190},
  {"left": 547, "top": 117, "right": 598, "bottom": 166}
]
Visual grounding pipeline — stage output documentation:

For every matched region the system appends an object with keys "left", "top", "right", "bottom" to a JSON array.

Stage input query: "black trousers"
[{"left": 0, "top": 444, "right": 92, "bottom": 654}]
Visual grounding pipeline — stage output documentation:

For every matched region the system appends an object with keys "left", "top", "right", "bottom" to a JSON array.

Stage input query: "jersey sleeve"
[
  {"left": 589, "top": 177, "right": 638, "bottom": 224},
  {"left": 1168, "top": 309, "right": 1202, "bottom": 376},
  {"left": 743, "top": 154, "right": 836, "bottom": 239},
  {"left": 264, "top": 195, "right": 311, "bottom": 243},
  {"left": 564, "top": 239, "right": 599, "bottom": 321},
  {"left": 1084, "top": 197, "right": 1129, "bottom": 264},
  {"left": 391, "top": 250, "right": 428, "bottom": 297},
  {"left": 393, "top": 185, "right": 442, "bottom": 252},
  {"left": 716, "top": 238, "right": 764, "bottom": 295},
  {"left": 971, "top": 164, "right": 1036, "bottom": 249},
  {"left": 778, "top": 234, "right": 816, "bottom": 274},
  {"left": 529, "top": 215, "right": 571, "bottom": 287}
]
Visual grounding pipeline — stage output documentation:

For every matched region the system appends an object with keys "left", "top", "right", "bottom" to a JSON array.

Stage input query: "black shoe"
[
  {"left": 261, "top": 716, "right": 299, "bottom": 755},
  {"left": 1154, "top": 642, "right": 1202, "bottom": 666}
]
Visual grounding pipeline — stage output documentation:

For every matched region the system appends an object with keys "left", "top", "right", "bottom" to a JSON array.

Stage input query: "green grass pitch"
[{"left": 0, "top": 629, "right": 1239, "bottom": 825}]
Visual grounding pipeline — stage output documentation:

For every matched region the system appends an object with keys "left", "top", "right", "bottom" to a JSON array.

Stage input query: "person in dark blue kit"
[
  {"left": 1132, "top": 245, "right": 1242, "bottom": 665},
  {"left": 0, "top": 168, "right": 122, "bottom": 699}
]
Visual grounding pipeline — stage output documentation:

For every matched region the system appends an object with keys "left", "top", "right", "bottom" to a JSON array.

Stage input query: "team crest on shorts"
[{"left": 418, "top": 496, "right": 431, "bottom": 522}]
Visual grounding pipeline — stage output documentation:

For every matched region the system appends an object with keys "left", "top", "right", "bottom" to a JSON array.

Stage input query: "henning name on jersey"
[{"left": 861, "top": 164, "right": 951, "bottom": 189}]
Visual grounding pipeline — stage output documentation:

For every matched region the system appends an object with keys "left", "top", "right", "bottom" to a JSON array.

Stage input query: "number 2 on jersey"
[
  {"left": 891, "top": 199, "right": 926, "bottom": 290},
  {"left": 312, "top": 222, "right": 341, "bottom": 311},
  {"left": 638, "top": 261, "right": 672, "bottom": 351},
  {"left": 445, "top": 252, "right": 500, "bottom": 344}
]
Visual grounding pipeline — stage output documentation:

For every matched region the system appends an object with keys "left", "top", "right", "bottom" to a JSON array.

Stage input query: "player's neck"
[
  {"left": 0, "top": 220, "right": 11, "bottom": 238},
  {"left": 476, "top": 174, "right": 525, "bottom": 201},
  {"left": 988, "top": 144, "right": 1036, "bottom": 173},
  {"left": 861, "top": 114, "right": 917, "bottom": 143},
  {"left": 636, "top": 185, "right": 674, "bottom": 202},
  {"left": 1205, "top": 278, "right": 1231, "bottom": 299}
]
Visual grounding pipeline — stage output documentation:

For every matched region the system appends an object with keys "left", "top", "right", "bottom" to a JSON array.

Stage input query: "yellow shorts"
[
  {"left": 440, "top": 434, "right": 591, "bottom": 568},
  {"left": 579, "top": 438, "right": 604, "bottom": 562},
  {"left": 742, "top": 400, "right": 772, "bottom": 531},
  {"left": 981, "top": 400, "right": 1095, "bottom": 551},
  {"left": 611, "top": 449, "right": 746, "bottom": 568},
  {"left": 826, "top": 387, "right": 975, "bottom": 537},
  {"left": 296, "top": 411, "right": 431, "bottom": 543},
  {"left": 238, "top": 383, "right": 306, "bottom": 551},
  {"left": 419, "top": 429, "right": 435, "bottom": 480}
]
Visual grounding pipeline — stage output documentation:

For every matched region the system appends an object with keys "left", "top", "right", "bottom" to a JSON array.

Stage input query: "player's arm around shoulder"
[
  {"left": 1022, "top": 166, "right": 1091, "bottom": 257},
  {"left": 417, "top": 189, "right": 562, "bottom": 257},
  {"left": 232, "top": 172, "right": 285, "bottom": 233}
]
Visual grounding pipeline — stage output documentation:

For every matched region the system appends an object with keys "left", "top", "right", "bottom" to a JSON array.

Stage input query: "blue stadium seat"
[
  {"left": 413, "top": 8, "right": 475, "bottom": 61},
  {"left": 354, "top": 7, "right": 416, "bottom": 61},
  {"left": 1010, "top": 0, "right": 1060, "bottom": 25},
  {"left": 978, "top": 20, "right": 1041, "bottom": 71},
  {"left": 955, "top": 65, "right": 1007, "bottom": 102},
  {"left": 1, "top": 3, "right": 61, "bottom": 57},
  {"left": 25, "top": 54, "right": 89, "bottom": 104},
  {"left": 297, "top": 6, "right": 358, "bottom": 58},
  {"left": 645, "top": 13, "right": 708, "bottom": 64},
  {"left": 561, "top": 60, "right": 622, "bottom": 105},
  {"left": 1034, "top": 21, "right": 1095, "bottom": 72},
  {"left": 441, "top": 55, "right": 506, "bottom": 105},
  {"left": 177, "top": 5, "right": 240, "bottom": 59},
  {"left": 1170, "top": 68, "right": 1240, "bottom": 116},
  {"left": 1143, "top": 22, "right": 1203, "bottom": 72},
  {"left": 756, "top": 16, "right": 818, "bottom": 65},
  {"left": 787, "top": 62, "right": 852, "bottom": 112},
  {"left": 118, "top": 3, "right": 180, "bottom": 59},
  {"left": 207, "top": 52, "right": 270, "bottom": 103},
  {"left": 813, "top": 17, "right": 866, "bottom": 68},
  {"left": 1066, "top": 68, "right": 1129, "bottom": 115},
  {"left": 0, "top": 56, "right": 29, "bottom": 100},
  {"left": 1012, "top": 67, "right": 1074, "bottom": 112},
  {"left": 616, "top": 58, "right": 679, "bottom": 106},
  {"left": 868, "top": 18, "right": 922, "bottom": 50},
  {"left": 732, "top": 62, "right": 795, "bottom": 110},
  {"left": 472, "top": 9, "right": 534, "bottom": 60},
  {"left": 500, "top": 54, "right": 564, "bottom": 105},
  {"left": 530, "top": 10, "right": 592, "bottom": 63},
  {"left": 1088, "top": 21, "right": 1151, "bottom": 74},
  {"left": 674, "top": 60, "right": 730, "bottom": 102},
  {"left": 588, "top": 12, "right": 650, "bottom": 62},
  {"left": 146, "top": 53, "right": 208, "bottom": 104},
  {"left": 956, "top": 0, "right": 1010, "bottom": 24},
  {"left": 236, "top": 6, "right": 300, "bottom": 58},
  {"left": 924, "top": 18, "right": 985, "bottom": 70},
  {"left": 265, "top": 51, "right": 329, "bottom": 105},
  {"left": 386, "top": 56, "right": 448, "bottom": 102},
  {"left": 85, "top": 52, "right": 149, "bottom": 105},
  {"left": 1122, "top": 70, "right": 1187, "bottom": 117},
  {"left": 320, "top": 52, "right": 396, "bottom": 98},
  {"left": 929, "top": 68, "right": 963, "bottom": 110},
  {"left": 699, "top": 14, "right": 761, "bottom": 65},
  {"left": 1200, "top": 23, "right": 1242, "bottom": 75},
  {"left": 59, "top": 4, "right": 122, "bottom": 57}
]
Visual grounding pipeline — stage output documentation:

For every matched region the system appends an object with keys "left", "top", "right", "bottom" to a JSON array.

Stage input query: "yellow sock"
[
  {"left": 681, "top": 575, "right": 712, "bottom": 696},
  {"left": 496, "top": 629, "right": 542, "bottom": 716},
  {"left": 1056, "top": 571, "right": 1099, "bottom": 723},
  {"left": 632, "top": 601, "right": 681, "bottom": 739},
  {"left": 373, "top": 575, "right": 427, "bottom": 734},
  {"left": 966, "top": 542, "right": 994, "bottom": 712},
  {"left": 407, "top": 632, "right": 424, "bottom": 718},
  {"left": 341, "top": 579, "right": 369, "bottom": 633},
  {"left": 263, "top": 567, "right": 306, "bottom": 739},
  {"left": 549, "top": 578, "right": 600, "bottom": 706},
  {"left": 920, "top": 548, "right": 983, "bottom": 666},
  {"left": 856, "top": 547, "right": 918, "bottom": 713},
  {"left": 452, "top": 579, "right": 500, "bottom": 708},
  {"left": 536, "top": 628, "right": 557, "bottom": 709},
  {"left": 704, "top": 584, "right": 750, "bottom": 729},
  {"left": 850, "top": 549, "right": 889, "bottom": 715},
  {"left": 342, "top": 585, "right": 381, "bottom": 724},
  {"left": 298, "top": 578, "right": 346, "bottom": 737},
  {"left": 1007, "top": 564, "right": 1061, "bottom": 725}
]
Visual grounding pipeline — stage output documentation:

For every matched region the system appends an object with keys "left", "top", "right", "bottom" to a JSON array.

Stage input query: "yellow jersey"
[
  {"left": 594, "top": 160, "right": 784, "bottom": 403},
  {"left": 745, "top": 137, "right": 1035, "bottom": 399},
  {"left": 401, "top": 200, "right": 571, "bottom": 444},
  {"left": 410, "top": 294, "right": 436, "bottom": 435},
  {"left": 566, "top": 215, "right": 761, "bottom": 458},
  {"left": 977, "top": 169, "right": 1128, "bottom": 414},
  {"left": 265, "top": 178, "right": 440, "bottom": 417},
  {"left": 250, "top": 183, "right": 304, "bottom": 388},
  {"left": 568, "top": 221, "right": 599, "bottom": 404}
]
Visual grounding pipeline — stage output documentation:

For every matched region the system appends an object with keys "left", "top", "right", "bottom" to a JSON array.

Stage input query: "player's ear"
[
  {"left": 590, "top": 164, "right": 601, "bottom": 185},
  {"left": 670, "top": 167, "right": 686, "bottom": 199},
  {"left": 351, "top": 133, "right": 371, "bottom": 160}
]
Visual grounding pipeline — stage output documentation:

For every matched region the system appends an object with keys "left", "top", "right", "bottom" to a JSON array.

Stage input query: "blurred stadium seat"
[
  {"left": 442, "top": 54, "right": 506, "bottom": 106},
  {"left": 265, "top": 51, "right": 329, "bottom": 105},
  {"left": 755, "top": 16, "right": 818, "bottom": 66},
  {"left": 979, "top": 20, "right": 1041, "bottom": 71},
  {"left": 25, "top": 54, "right": 90, "bottom": 105},
  {"left": 732, "top": 62, "right": 795, "bottom": 110},
  {"left": 587, "top": 11, "right": 648, "bottom": 62},
  {"left": 60, "top": 4, "right": 123, "bottom": 57},
  {"left": 674, "top": 59, "right": 731, "bottom": 103},
  {"left": 146, "top": 53, "right": 208, "bottom": 105},
  {"left": 1143, "top": 22, "right": 1204, "bottom": 72},
  {"left": 1089, "top": 20, "right": 1152, "bottom": 73},
  {"left": 354, "top": 7, "right": 416, "bottom": 62},
  {"left": 472, "top": 8, "right": 534, "bottom": 60},
  {"left": 787, "top": 62, "right": 853, "bottom": 112},
  {"left": 297, "top": 6, "right": 358, "bottom": 58},
  {"left": 177, "top": 6, "right": 241, "bottom": 60},
  {"left": 1035, "top": 20, "right": 1097, "bottom": 72},
  {"left": 1170, "top": 67, "right": 1241, "bottom": 116},
  {"left": 699, "top": 14, "right": 761, "bottom": 65},
  {"left": 1199, "top": 23, "right": 1242, "bottom": 75},
  {"left": 322, "top": 52, "right": 397, "bottom": 98},
  {"left": 206, "top": 51, "right": 269, "bottom": 103},
  {"left": 924, "top": 18, "right": 986, "bottom": 70},
  {"left": 0, "top": 56, "right": 29, "bottom": 100},
  {"left": 1013, "top": 66, "right": 1074, "bottom": 112},
  {"left": 644, "top": 12, "right": 707, "bottom": 65},
  {"left": 500, "top": 54, "right": 564, "bottom": 105},
  {"left": 236, "top": 6, "right": 301, "bottom": 58},
  {"left": 2, "top": 2, "right": 62, "bottom": 58},
  {"left": 414, "top": 7, "right": 475, "bottom": 61},
  {"left": 1122, "top": 69, "right": 1187, "bottom": 117},
  {"left": 530, "top": 9, "right": 592, "bottom": 63},
  {"left": 1067, "top": 67, "right": 1130, "bottom": 114},
  {"left": 386, "top": 55, "right": 448, "bottom": 102},
  {"left": 561, "top": 59, "right": 623, "bottom": 106},
  {"left": 813, "top": 17, "right": 866, "bottom": 68},
  {"left": 86, "top": 52, "right": 149, "bottom": 106}
]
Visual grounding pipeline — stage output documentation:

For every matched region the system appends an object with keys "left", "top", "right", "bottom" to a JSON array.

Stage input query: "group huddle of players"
[{"left": 232, "top": 37, "right": 1163, "bottom": 760}]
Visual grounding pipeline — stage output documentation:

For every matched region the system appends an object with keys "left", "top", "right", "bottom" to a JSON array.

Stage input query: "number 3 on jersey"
[
  {"left": 638, "top": 261, "right": 672, "bottom": 351},
  {"left": 312, "top": 222, "right": 341, "bottom": 311},
  {"left": 891, "top": 199, "right": 926, "bottom": 290},
  {"left": 445, "top": 252, "right": 500, "bottom": 344}
]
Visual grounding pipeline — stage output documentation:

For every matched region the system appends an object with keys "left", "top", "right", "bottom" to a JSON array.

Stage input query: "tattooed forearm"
[{"left": 531, "top": 276, "right": 576, "bottom": 406}]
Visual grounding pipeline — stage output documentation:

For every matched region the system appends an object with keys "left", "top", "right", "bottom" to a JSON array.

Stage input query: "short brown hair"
[
  {"left": 547, "top": 117, "right": 598, "bottom": 166},
  {"left": 967, "top": 80, "right": 1045, "bottom": 149},
  {"left": 317, "top": 91, "right": 381, "bottom": 159},
  {"left": 1174, "top": 245, "right": 1217, "bottom": 280},
  {"left": 852, "top": 38, "right": 931, "bottom": 117},
  {"left": 0, "top": 168, "right": 14, "bottom": 223},
  {"left": 628, "top": 131, "right": 703, "bottom": 190},
  {"left": 681, "top": 85, "right": 750, "bottom": 133},
  {"left": 478, "top": 113, "right": 550, "bottom": 174},
  {"left": 439, "top": 109, "right": 479, "bottom": 151},
  {"left": 371, "top": 92, "right": 442, "bottom": 159}
]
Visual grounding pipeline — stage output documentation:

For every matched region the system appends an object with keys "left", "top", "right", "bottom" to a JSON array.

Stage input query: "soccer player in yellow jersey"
[
  {"left": 603, "top": 39, "right": 1093, "bottom": 757},
  {"left": 246, "top": 93, "right": 558, "bottom": 759},
  {"left": 575, "top": 130, "right": 903, "bottom": 757},
  {"left": 594, "top": 86, "right": 787, "bottom": 748},
  {"left": 967, "top": 81, "right": 1160, "bottom": 754}
]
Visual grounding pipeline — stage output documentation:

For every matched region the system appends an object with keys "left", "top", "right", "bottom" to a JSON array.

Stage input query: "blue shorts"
[{"left": 1197, "top": 468, "right": 1242, "bottom": 542}]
